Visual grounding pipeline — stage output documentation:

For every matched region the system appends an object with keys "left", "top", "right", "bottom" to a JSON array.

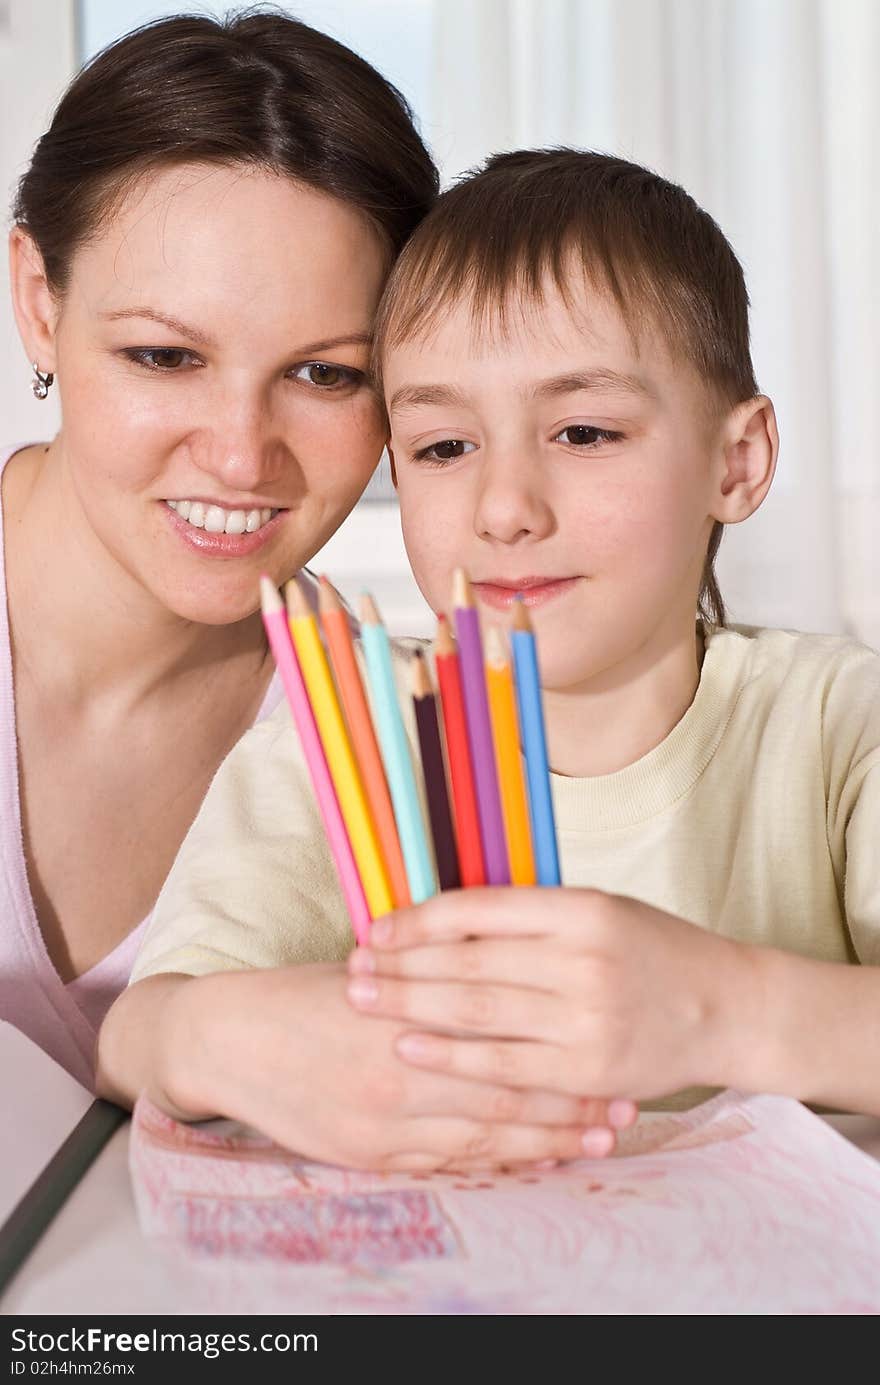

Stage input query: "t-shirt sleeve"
[
  {"left": 824, "top": 643, "right": 880, "bottom": 965},
  {"left": 130, "top": 703, "right": 353, "bottom": 983}
]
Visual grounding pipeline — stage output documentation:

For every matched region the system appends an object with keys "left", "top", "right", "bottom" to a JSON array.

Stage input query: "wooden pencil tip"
[
  {"left": 452, "top": 568, "right": 473, "bottom": 609},
  {"left": 259, "top": 575, "right": 283, "bottom": 613},
  {"left": 283, "top": 576, "right": 310, "bottom": 620},
  {"left": 359, "top": 591, "right": 382, "bottom": 626},
  {"left": 511, "top": 596, "right": 532, "bottom": 632},
  {"left": 409, "top": 649, "right": 432, "bottom": 698},
  {"left": 318, "top": 576, "right": 342, "bottom": 613},
  {"left": 484, "top": 625, "right": 508, "bottom": 666},
  {"left": 434, "top": 612, "right": 456, "bottom": 657}
]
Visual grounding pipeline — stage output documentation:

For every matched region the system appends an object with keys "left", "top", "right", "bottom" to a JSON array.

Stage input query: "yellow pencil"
[
  {"left": 284, "top": 578, "right": 393, "bottom": 919},
  {"left": 484, "top": 625, "right": 536, "bottom": 886}
]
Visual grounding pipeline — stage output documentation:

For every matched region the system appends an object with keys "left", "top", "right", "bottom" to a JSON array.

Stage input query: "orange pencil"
[
  {"left": 484, "top": 626, "right": 536, "bottom": 886},
  {"left": 319, "top": 577, "right": 410, "bottom": 908}
]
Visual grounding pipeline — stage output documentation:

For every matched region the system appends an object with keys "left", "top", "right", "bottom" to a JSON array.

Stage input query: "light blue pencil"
[
  {"left": 511, "top": 598, "right": 561, "bottom": 885},
  {"left": 359, "top": 594, "right": 437, "bottom": 903}
]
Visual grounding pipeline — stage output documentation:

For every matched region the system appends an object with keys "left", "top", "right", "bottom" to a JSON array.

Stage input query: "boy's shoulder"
[{"left": 707, "top": 623, "right": 880, "bottom": 757}]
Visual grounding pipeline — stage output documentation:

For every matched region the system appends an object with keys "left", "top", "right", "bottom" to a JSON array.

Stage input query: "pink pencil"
[{"left": 259, "top": 575, "right": 370, "bottom": 945}]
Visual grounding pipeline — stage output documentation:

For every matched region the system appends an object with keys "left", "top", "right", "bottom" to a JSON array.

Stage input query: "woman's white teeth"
[{"left": 167, "top": 500, "right": 276, "bottom": 533}]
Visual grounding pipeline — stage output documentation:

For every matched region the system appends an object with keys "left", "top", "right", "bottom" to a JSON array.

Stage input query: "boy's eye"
[
  {"left": 125, "top": 348, "right": 200, "bottom": 371},
  {"left": 554, "top": 425, "right": 623, "bottom": 448},
  {"left": 413, "top": 439, "right": 476, "bottom": 464},
  {"left": 290, "top": 362, "right": 362, "bottom": 390}
]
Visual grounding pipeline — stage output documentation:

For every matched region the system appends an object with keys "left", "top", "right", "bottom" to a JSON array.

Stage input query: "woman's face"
[{"left": 49, "top": 162, "right": 388, "bottom": 623}]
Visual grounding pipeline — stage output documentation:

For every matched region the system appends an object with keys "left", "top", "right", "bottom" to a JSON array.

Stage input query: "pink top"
[{"left": 0, "top": 444, "right": 284, "bottom": 1089}]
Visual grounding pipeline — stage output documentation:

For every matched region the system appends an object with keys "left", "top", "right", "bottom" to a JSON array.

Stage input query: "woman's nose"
[
  {"left": 473, "top": 452, "right": 555, "bottom": 545},
  {"left": 194, "top": 394, "right": 289, "bottom": 494}
]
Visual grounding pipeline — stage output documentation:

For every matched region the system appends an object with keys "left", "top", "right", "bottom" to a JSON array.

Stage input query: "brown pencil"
[{"left": 410, "top": 650, "right": 461, "bottom": 891}]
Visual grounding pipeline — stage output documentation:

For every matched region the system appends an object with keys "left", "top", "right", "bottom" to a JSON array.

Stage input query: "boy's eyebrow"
[
  {"left": 389, "top": 370, "right": 656, "bottom": 417},
  {"left": 530, "top": 369, "right": 657, "bottom": 402},
  {"left": 388, "top": 383, "right": 471, "bottom": 415}
]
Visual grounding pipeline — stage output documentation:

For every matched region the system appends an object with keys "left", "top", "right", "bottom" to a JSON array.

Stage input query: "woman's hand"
[
  {"left": 346, "top": 889, "right": 755, "bottom": 1102},
  {"left": 111, "top": 962, "right": 635, "bottom": 1173}
]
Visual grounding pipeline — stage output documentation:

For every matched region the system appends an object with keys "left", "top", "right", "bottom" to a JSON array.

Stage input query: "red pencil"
[{"left": 433, "top": 614, "right": 485, "bottom": 887}]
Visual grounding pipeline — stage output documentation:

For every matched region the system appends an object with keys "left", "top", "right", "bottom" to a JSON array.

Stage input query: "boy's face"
[{"left": 385, "top": 276, "right": 724, "bottom": 693}]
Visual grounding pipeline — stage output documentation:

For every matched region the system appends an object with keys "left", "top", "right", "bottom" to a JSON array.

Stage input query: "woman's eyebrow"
[
  {"left": 98, "top": 307, "right": 214, "bottom": 345},
  {"left": 98, "top": 311, "right": 372, "bottom": 358}
]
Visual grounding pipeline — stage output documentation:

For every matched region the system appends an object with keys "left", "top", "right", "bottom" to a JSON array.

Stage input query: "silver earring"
[{"left": 31, "top": 363, "right": 54, "bottom": 400}]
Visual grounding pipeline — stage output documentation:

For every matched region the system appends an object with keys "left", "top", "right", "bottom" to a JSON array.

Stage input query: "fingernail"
[
  {"left": 371, "top": 919, "right": 393, "bottom": 946},
  {"left": 347, "top": 978, "right": 379, "bottom": 1007},
  {"left": 348, "top": 948, "right": 375, "bottom": 975},
  {"left": 582, "top": 1127, "right": 615, "bottom": 1159},
  {"left": 396, "top": 1033, "right": 442, "bottom": 1063},
  {"left": 608, "top": 1099, "right": 637, "bottom": 1131}
]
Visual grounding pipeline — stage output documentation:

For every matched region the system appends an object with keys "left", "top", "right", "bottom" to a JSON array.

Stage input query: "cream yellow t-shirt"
[{"left": 131, "top": 625, "right": 880, "bottom": 1102}]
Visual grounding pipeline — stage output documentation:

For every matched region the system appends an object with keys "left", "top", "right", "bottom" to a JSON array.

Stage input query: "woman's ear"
[
  {"left": 712, "top": 395, "right": 778, "bottom": 523},
  {"left": 8, "top": 228, "right": 59, "bottom": 374}
]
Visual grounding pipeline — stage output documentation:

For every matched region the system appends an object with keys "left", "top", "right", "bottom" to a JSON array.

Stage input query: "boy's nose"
[{"left": 473, "top": 455, "right": 555, "bottom": 545}]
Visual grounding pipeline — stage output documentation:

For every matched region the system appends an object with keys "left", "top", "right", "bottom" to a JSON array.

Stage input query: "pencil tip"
[
  {"left": 453, "top": 568, "right": 473, "bottom": 608},
  {"left": 485, "top": 625, "right": 508, "bottom": 664},
  {"left": 359, "top": 591, "right": 381, "bottom": 625},
  {"left": 318, "top": 576, "right": 341, "bottom": 612},
  {"left": 259, "top": 574, "right": 282, "bottom": 612},
  {"left": 511, "top": 597, "right": 531, "bottom": 631},
  {"left": 283, "top": 577, "right": 309, "bottom": 619}
]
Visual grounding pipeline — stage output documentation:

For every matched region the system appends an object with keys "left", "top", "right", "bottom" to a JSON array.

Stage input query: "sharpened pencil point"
[
  {"left": 409, "top": 650, "right": 433, "bottom": 699},
  {"left": 484, "top": 625, "right": 509, "bottom": 666},
  {"left": 453, "top": 568, "right": 473, "bottom": 610},
  {"left": 511, "top": 597, "right": 531, "bottom": 632},
  {"left": 434, "top": 613, "right": 456, "bottom": 657},
  {"left": 260, "top": 575, "right": 283, "bottom": 614},
  {"left": 359, "top": 591, "right": 382, "bottom": 626},
  {"left": 283, "top": 577, "right": 311, "bottom": 620},
  {"left": 318, "top": 576, "right": 343, "bottom": 614}
]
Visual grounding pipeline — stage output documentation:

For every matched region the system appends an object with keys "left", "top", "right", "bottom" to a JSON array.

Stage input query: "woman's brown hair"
[{"left": 13, "top": 9, "right": 439, "bottom": 295}]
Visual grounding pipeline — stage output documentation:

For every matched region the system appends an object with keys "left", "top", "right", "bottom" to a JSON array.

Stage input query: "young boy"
[{"left": 99, "top": 151, "right": 880, "bottom": 1166}]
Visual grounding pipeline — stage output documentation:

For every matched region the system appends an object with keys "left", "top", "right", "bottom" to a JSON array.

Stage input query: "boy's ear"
[
  {"left": 8, "top": 228, "right": 59, "bottom": 373},
  {"left": 711, "top": 395, "right": 778, "bottom": 523},
  {"left": 386, "top": 444, "right": 398, "bottom": 490}
]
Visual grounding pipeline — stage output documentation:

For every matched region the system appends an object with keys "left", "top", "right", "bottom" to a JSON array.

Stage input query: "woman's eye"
[
  {"left": 413, "top": 439, "right": 476, "bottom": 464},
  {"left": 554, "top": 425, "right": 622, "bottom": 448},
  {"left": 291, "top": 362, "right": 361, "bottom": 389},
  {"left": 126, "top": 348, "right": 199, "bottom": 371}
]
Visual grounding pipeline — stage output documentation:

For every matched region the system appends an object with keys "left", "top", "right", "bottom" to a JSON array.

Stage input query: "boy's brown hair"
[{"left": 375, "top": 149, "right": 762, "bottom": 627}]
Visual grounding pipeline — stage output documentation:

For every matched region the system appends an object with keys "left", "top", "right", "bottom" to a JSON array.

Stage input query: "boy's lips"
[{"left": 471, "top": 576, "right": 581, "bottom": 610}]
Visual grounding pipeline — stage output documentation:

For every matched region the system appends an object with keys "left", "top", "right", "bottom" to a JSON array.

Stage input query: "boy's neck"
[{"left": 543, "top": 623, "right": 706, "bottom": 778}]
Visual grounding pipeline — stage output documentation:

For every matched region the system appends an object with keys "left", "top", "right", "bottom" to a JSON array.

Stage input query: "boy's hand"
[
  {"left": 165, "top": 962, "right": 635, "bottom": 1172},
  {"left": 346, "top": 889, "right": 754, "bottom": 1102}
]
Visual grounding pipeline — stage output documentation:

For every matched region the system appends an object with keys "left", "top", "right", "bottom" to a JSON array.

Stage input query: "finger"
[
  {"left": 347, "top": 973, "right": 562, "bottom": 1042},
  {"left": 395, "top": 1030, "right": 576, "bottom": 1093},
  {"left": 369, "top": 887, "right": 586, "bottom": 951},
  {"left": 349, "top": 939, "right": 558, "bottom": 991},
  {"left": 399, "top": 1117, "right": 614, "bottom": 1168},
  {"left": 408, "top": 1070, "right": 628, "bottom": 1130}
]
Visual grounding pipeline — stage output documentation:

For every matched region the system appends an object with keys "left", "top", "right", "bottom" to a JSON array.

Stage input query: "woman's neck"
[
  {"left": 4, "top": 442, "right": 269, "bottom": 714},
  {"left": 543, "top": 620, "right": 706, "bottom": 779}
]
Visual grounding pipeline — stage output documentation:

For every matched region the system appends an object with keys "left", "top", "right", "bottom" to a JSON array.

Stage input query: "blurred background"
[{"left": 1, "top": 0, "right": 877, "bottom": 638}]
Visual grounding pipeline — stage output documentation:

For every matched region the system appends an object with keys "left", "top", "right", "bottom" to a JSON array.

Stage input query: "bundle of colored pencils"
[{"left": 260, "top": 567, "right": 560, "bottom": 945}]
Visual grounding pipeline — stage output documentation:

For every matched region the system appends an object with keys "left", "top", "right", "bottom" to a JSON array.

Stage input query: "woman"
[
  {"left": 8, "top": 11, "right": 622, "bottom": 1168},
  {"left": 2, "top": 11, "right": 436, "bottom": 1087}
]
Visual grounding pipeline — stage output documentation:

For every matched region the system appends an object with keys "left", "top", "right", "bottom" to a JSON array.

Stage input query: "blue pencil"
[
  {"left": 511, "top": 598, "right": 561, "bottom": 885},
  {"left": 359, "top": 593, "right": 437, "bottom": 903}
]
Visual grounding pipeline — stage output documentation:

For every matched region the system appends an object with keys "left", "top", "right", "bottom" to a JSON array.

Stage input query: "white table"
[{"left": 3, "top": 1112, "right": 880, "bottom": 1315}]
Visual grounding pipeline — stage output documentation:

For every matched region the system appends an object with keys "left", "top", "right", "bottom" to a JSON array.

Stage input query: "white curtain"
[{"left": 430, "top": 0, "right": 880, "bottom": 644}]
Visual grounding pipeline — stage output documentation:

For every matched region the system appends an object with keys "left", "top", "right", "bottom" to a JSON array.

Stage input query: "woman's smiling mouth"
[{"left": 162, "top": 498, "right": 285, "bottom": 556}]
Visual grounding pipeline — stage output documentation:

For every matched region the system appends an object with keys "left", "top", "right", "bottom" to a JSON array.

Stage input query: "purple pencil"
[{"left": 452, "top": 569, "right": 510, "bottom": 885}]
